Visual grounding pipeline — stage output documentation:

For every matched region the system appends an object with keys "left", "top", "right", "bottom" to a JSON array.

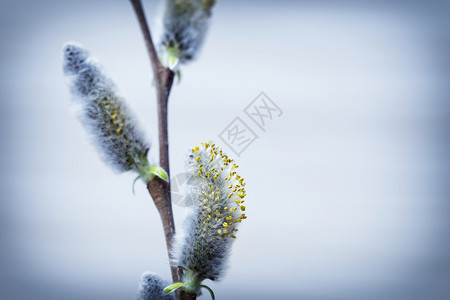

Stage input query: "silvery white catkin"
[
  {"left": 173, "top": 141, "right": 247, "bottom": 293},
  {"left": 63, "top": 43, "right": 150, "bottom": 174},
  {"left": 137, "top": 272, "right": 175, "bottom": 300},
  {"left": 160, "top": 0, "right": 216, "bottom": 65}
]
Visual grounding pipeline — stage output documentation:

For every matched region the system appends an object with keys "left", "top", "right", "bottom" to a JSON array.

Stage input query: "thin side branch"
[
  {"left": 130, "top": 0, "right": 174, "bottom": 173},
  {"left": 129, "top": 1, "right": 195, "bottom": 300},
  {"left": 129, "top": 0, "right": 162, "bottom": 80}
]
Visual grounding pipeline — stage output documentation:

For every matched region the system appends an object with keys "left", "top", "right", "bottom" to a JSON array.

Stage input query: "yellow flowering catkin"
[
  {"left": 63, "top": 43, "right": 150, "bottom": 174},
  {"left": 173, "top": 141, "right": 247, "bottom": 292}
]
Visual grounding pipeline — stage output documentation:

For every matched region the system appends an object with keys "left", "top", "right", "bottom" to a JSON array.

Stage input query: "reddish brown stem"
[{"left": 129, "top": 1, "right": 195, "bottom": 299}]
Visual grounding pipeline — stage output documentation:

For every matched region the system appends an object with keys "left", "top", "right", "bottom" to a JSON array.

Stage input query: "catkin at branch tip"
[
  {"left": 159, "top": 0, "right": 216, "bottom": 67},
  {"left": 172, "top": 141, "right": 247, "bottom": 286},
  {"left": 137, "top": 272, "right": 175, "bottom": 300}
]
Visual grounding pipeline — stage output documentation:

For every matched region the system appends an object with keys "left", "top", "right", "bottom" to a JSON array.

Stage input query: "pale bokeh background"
[{"left": 1, "top": 0, "right": 449, "bottom": 299}]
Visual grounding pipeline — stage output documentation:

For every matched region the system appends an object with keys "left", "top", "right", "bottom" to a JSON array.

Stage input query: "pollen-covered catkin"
[
  {"left": 173, "top": 141, "right": 247, "bottom": 293},
  {"left": 160, "top": 0, "right": 216, "bottom": 67},
  {"left": 63, "top": 43, "right": 150, "bottom": 174},
  {"left": 137, "top": 272, "right": 175, "bottom": 300}
]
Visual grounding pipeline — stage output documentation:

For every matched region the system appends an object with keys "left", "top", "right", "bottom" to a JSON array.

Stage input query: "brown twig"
[{"left": 129, "top": 1, "right": 196, "bottom": 299}]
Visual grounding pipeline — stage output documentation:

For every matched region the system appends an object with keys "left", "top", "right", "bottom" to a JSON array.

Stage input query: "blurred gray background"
[{"left": 1, "top": 0, "right": 449, "bottom": 299}]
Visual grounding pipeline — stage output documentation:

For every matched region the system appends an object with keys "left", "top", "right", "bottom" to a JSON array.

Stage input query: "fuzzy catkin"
[
  {"left": 137, "top": 272, "right": 175, "bottom": 300},
  {"left": 63, "top": 43, "right": 150, "bottom": 173},
  {"left": 174, "top": 141, "right": 247, "bottom": 284},
  {"left": 160, "top": 0, "right": 216, "bottom": 64}
]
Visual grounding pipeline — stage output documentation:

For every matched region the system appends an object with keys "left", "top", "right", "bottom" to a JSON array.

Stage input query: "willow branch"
[
  {"left": 129, "top": 0, "right": 161, "bottom": 78},
  {"left": 129, "top": 1, "right": 196, "bottom": 299}
]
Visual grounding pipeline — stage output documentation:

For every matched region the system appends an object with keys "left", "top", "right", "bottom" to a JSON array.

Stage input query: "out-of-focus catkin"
[
  {"left": 159, "top": 0, "right": 216, "bottom": 69},
  {"left": 137, "top": 272, "right": 175, "bottom": 300}
]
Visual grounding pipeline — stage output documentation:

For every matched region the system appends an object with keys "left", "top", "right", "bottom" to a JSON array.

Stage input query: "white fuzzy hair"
[
  {"left": 160, "top": 0, "right": 216, "bottom": 63},
  {"left": 63, "top": 42, "right": 150, "bottom": 173},
  {"left": 172, "top": 141, "right": 247, "bottom": 282},
  {"left": 137, "top": 272, "right": 175, "bottom": 300}
]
